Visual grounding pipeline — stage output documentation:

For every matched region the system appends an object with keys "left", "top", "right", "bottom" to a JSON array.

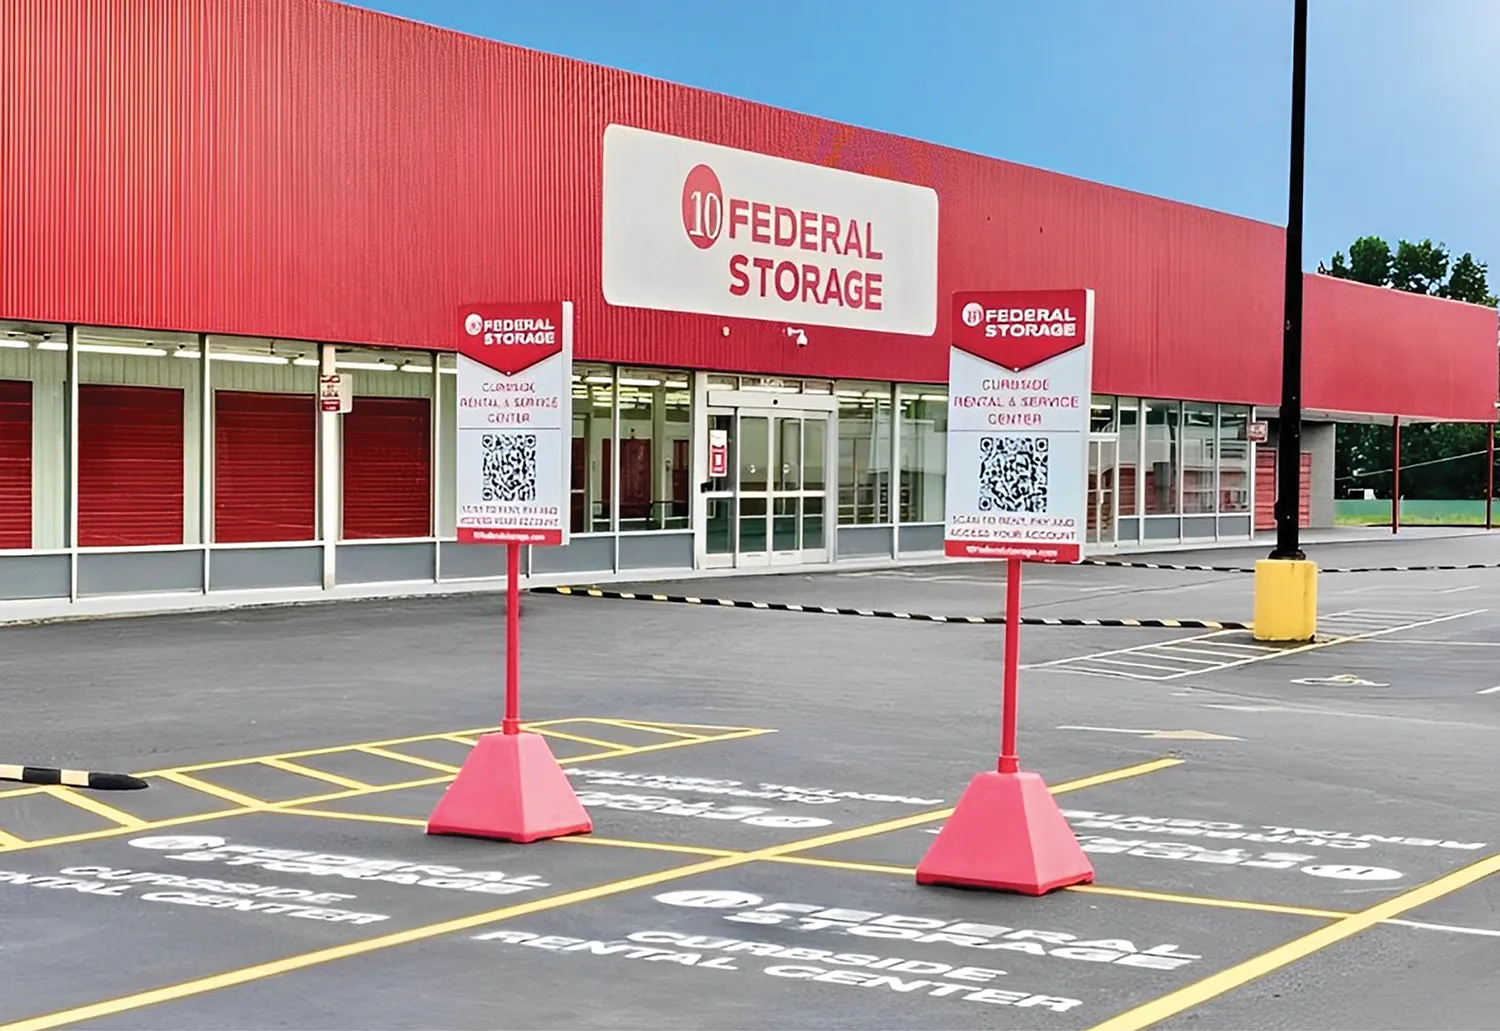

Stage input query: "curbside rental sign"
[
  {"left": 944, "top": 290, "right": 1095, "bottom": 563},
  {"left": 455, "top": 302, "right": 574, "bottom": 547},
  {"left": 602, "top": 124, "right": 939, "bottom": 335}
]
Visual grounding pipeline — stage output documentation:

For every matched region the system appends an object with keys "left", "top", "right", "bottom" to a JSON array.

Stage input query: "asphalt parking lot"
[{"left": 3, "top": 532, "right": 1500, "bottom": 1030}]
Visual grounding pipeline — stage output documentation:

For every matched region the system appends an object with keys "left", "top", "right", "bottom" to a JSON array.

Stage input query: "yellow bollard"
[{"left": 1252, "top": 559, "right": 1318, "bottom": 642}]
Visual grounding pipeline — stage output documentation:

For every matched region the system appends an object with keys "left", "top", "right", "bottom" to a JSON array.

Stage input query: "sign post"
[
  {"left": 426, "top": 300, "right": 592, "bottom": 844},
  {"left": 915, "top": 289, "right": 1096, "bottom": 896}
]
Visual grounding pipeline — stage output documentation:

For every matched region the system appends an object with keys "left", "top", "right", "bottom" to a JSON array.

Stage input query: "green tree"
[
  {"left": 1347, "top": 235, "right": 1393, "bottom": 286},
  {"left": 1441, "top": 252, "right": 1496, "bottom": 306},
  {"left": 1390, "top": 238, "right": 1449, "bottom": 295},
  {"left": 1321, "top": 251, "right": 1351, "bottom": 278}
]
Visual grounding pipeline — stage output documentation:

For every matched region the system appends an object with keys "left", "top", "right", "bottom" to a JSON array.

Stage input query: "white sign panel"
[
  {"left": 602, "top": 124, "right": 939, "bottom": 335},
  {"left": 455, "top": 302, "right": 573, "bottom": 546},
  {"left": 944, "top": 290, "right": 1094, "bottom": 563},
  {"left": 318, "top": 374, "right": 351, "bottom": 414}
]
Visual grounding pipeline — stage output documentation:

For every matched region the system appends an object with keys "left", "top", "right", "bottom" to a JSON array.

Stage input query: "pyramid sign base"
[
  {"left": 426, "top": 731, "right": 592, "bottom": 843},
  {"left": 915, "top": 770, "right": 1093, "bottom": 896}
]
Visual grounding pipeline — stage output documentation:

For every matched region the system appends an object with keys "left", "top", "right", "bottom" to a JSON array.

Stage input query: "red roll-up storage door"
[
  {"left": 0, "top": 380, "right": 32, "bottom": 550},
  {"left": 215, "top": 391, "right": 316, "bottom": 543},
  {"left": 1253, "top": 449, "right": 1312, "bottom": 531},
  {"left": 343, "top": 397, "right": 431, "bottom": 539},
  {"left": 78, "top": 384, "right": 184, "bottom": 546}
]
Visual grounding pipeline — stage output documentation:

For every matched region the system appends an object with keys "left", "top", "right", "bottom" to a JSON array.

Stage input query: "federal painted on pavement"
[
  {"left": 128, "top": 835, "right": 552, "bottom": 895},
  {"left": 653, "top": 890, "right": 1202, "bottom": 970}
]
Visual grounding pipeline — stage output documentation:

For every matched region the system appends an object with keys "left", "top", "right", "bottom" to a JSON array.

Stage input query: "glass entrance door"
[
  {"left": 702, "top": 407, "right": 830, "bottom": 568},
  {"left": 1087, "top": 435, "right": 1118, "bottom": 546}
]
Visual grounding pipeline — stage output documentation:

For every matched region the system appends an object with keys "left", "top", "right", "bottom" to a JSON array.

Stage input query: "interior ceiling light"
[
  {"left": 77, "top": 343, "right": 167, "bottom": 357},
  {"left": 336, "top": 360, "right": 396, "bottom": 372},
  {"left": 172, "top": 351, "right": 289, "bottom": 365}
]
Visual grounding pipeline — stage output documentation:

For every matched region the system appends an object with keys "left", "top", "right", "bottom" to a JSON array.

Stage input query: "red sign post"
[
  {"left": 915, "top": 289, "right": 1097, "bottom": 896},
  {"left": 425, "top": 301, "right": 592, "bottom": 845}
]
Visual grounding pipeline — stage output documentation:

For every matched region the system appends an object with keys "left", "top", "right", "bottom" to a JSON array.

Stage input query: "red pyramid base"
[
  {"left": 915, "top": 770, "right": 1094, "bottom": 896},
  {"left": 426, "top": 731, "right": 592, "bottom": 843}
]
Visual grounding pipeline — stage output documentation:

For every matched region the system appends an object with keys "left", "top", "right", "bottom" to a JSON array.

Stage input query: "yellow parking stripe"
[
  {"left": 355, "top": 746, "right": 460, "bottom": 774},
  {"left": 39, "top": 786, "right": 145, "bottom": 829},
  {"left": 260, "top": 758, "right": 372, "bottom": 791},
  {"left": 585, "top": 719, "right": 705, "bottom": 740},
  {"left": 156, "top": 771, "right": 267, "bottom": 810},
  {"left": 1089, "top": 850, "right": 1500, "bottom": 1030},
  {"left": 0, "top": 757, "right": 1175, "bottom": 1031},
  {"left": 530, "top": 727, "right": 632, "bottom": 750}
]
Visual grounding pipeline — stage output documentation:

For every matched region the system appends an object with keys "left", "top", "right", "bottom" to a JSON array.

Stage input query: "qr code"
[
  {"left": 481, "top": 433, "right": 537, "bottom": 503},
  {"left": 977, "top": 436, "right": 1049, "bottom": 512}
]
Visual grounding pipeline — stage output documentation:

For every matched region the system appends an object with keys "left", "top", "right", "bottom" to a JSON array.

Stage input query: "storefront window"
[
  {"left": 1182, "top": 402, "right": 1217, "bottom": 515},
  {"left": 898, "top": 386, "right": 946, "bottom": 523},
  {"left": 1218, "top": 405, "right": 1251, "bottom": 513},
  {"left": 572, "top": 363, "right": 614, "bottom": 533},
  {"left": 1090, "top": 396, "right": 1116, "bottom": 433},
  {"left": 616, "top": 368, "right": 692, "bottom": 531},
  {"left": 1117, "top": 398, "right": 1139, "bottom": 516},
  {"left": 837, "top": 382, "right": 891, "bottom": 525},
  {"left": 1143, "top": 399, "right": 1180, "bottom": 515}
]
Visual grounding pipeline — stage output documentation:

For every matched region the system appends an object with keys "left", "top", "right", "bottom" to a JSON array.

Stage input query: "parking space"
[{"left": 3, "top": 535, "right": 1500, "bottom": 1029}]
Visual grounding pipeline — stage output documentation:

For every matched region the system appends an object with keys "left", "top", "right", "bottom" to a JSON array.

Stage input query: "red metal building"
[{"left": 0, "top": 0, "right": 1495, "bottom": 614}]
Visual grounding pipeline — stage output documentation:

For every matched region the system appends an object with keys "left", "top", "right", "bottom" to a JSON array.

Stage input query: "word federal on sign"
[
  {"left": 944, "top": 290, "right": 1095, "bottom": 563},
  {"left": 455, "top": 301, "right": 574, "bottom": 547},
  {"left": 601, "top": 124, "right": 939, "bottom": 335}
]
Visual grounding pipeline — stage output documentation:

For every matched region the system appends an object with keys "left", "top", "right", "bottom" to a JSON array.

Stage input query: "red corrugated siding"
[
  {"left": 1, "top": 0, "right": 1493, "bottom": 420},
  {"left": 0, "top": 379, "right": 32, "bottom": 549},
  {"left": 1303, "top": 276, "right": 1499, "bottom": 422},
  {"left": 214, "top": 390, "right": 316, "bottom": 543},
  {"left": 78, "top": 384, "right": 183, "bottom": 546},
  {"left": 342, "top": 396, "right": 431, "bottom": 540}
]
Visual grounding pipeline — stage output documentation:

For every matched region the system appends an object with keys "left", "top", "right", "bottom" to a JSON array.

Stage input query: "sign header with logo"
[
  {"left": 944, "top": 289, "right": 1094, "bottom": 563},
  {"left": 602, "top": 124, "right": 939, "bottom": 336},
  {"left": 454, "top": 301, "right": 574, "bottom": 547}
]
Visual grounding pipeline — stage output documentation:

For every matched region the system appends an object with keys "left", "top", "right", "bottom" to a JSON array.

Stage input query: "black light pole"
[{"left": 1271, "top": 0, "right": 1309, "bottom": 561}]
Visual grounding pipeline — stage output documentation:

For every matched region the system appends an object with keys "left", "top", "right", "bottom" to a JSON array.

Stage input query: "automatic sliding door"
[{"left": 737, "top": 413, "right": 770, "bottom": 565}]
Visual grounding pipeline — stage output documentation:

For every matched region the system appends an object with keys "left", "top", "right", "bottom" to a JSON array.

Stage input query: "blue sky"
[{"left": 350, "top": 0, "right": 1499, "bottom": 278}]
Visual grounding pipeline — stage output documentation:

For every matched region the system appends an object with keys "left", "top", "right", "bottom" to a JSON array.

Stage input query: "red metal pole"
[
  {"left": 1391, "top": 416, "right": 1401, "bottom": 535},
  {"left": 1487, "top": 424, "right": 1495, "bottom": 531},
  {"left": 1000, "top": 557, "right": 1022, "bottom": 775},
  {"left": 503, "top": 541, "right": 521, "bottom": 734}
]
